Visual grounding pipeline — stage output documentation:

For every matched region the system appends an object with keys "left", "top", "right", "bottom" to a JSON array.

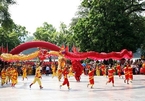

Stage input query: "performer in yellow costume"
[
  {"left": 51, "top": 62, "right": 57, "bottom": 78},
  {"left": 21, "top": 64, "right": 28, "bottom": 81},
  {"left": 1, "top": 66, "right": 7, "bottom": 86},
  {"left": 11, "top": 65, "right": 18, "bottom": 87},
  {"left": 96, "top": 64, "right": 100, "bottom": 76},
  {"left": 5, "top": 64, "right": 13, "bottom": 84},
  {"left": 49, "top": 48, "right": 66, "bottom": 82},
  {"left": 29, "top": 62, "right": 43, "bottom": 89},
  {"left": 57, "top": 57, "right": 66, "bottom": 81}
]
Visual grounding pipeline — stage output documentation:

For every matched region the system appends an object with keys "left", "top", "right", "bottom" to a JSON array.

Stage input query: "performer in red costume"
[
  {"left": 142, "top": 60, "right": 145, "bottom": 68},
  {"left": 106, "top": 65, "right": 115, "bottom": 87},
  {"left": 71, "top": 60, "right": 83, "bottom": 82},
  {"left": 100, "top": 63, "right": 106, "bottom": 76},
  {"left": 87, "top": 67, "right": 95, "bottom": 89},
  {"left": 140, "top": 60, "right": 145, "bottom": 74},
  {"left": 128, "top": 64, "right": 133, "bottom": 83},
  {"left": 60, "top": 65, "right": 70, "bottom": 90},
  {"left": 116, "top": 63, "right": 123, "bottom": 78},
  {"left": 123, "top": 63, "right": 129, "bottom": 84}
]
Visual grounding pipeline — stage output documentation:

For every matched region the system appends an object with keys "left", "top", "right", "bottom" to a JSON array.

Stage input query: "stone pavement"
[{"left": 0, "top": 74, "right": 145, "bottom": 101}]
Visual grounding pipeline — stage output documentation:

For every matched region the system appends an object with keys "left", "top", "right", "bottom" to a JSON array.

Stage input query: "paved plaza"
[{"left": 0, "top": 74, "right": 145, "bottom": 101}]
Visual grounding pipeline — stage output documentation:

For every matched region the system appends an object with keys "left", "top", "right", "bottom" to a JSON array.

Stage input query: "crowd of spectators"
[
  {"left": 0, "top": 58, "right": 144, "bottom": 76},
  {"left": 82, "top": 58, "right": 143, "bottom": 76}
]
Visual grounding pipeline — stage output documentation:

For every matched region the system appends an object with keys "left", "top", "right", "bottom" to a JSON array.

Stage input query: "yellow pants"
[
  {"left": 32, "top": 77, "right": 42, "bottom": 86},
  {"left": 11, "top": 76, "right": 18, "bottom": 85},
  {"left": 1, "top": 77, "right": 6, "bottom": 85},
  {"left": 96, "top": 70, "right": 100, "bottom": 76},
  {"left": 5, "top": 76, "right": 11, "bottom": 83},
  {"left": 52, "top": 71, "right": 57, "bottom": 77},
  {"left": 57, "top": 73, "right": 62, "bottom": 81},
  {"left": 22, "top": 72, "right": 27, "bottom": 78}
]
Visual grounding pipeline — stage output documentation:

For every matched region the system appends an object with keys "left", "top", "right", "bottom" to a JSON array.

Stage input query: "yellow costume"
[
  {"left": 30, "top": 65, "right": 43, "bottom": 89},
  {"left": 96, "top": 65, "right": 100, "bottom": 76},
  {"left": 11, "top": 67, "right": 18, "bottom": 87},
  {"left": 21, "top": 65, "right": 28, "bottom": 81},
  {"left": 1, "top": 67, "right": 7, "bottom": 86},
  {"left": 51, "top": 63, "right": 57, "bottom": 78},
  {"left": 5, "top": 66, "right": 12, "bottom": 84},
  {"left": 48, "top": 49, "right": 66, "bottom": 82},
  {"left": 68, "top": 65, "right": 74, "bottom": 77}
]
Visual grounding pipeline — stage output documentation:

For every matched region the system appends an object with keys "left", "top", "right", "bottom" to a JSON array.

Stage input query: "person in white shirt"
[{"left": 45, "top": 65, "right": 50, "bottom": 76}]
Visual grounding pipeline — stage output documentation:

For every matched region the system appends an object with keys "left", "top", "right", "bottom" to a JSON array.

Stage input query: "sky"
[{"left": 9, "top": 0, "right": 81, "bottom": 34}]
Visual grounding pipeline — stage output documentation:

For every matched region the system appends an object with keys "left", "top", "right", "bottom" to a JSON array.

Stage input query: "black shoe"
[{"left": 40, "top": 86, "right": 43, "bottom": 89}]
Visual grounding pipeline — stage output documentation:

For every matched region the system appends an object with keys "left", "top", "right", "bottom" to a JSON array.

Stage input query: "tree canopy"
[
  {"left": 0, "top": 0, "right": 15, "bottom": 29},
  {"left": 0, "top": 24, "right": 28, "bottom": 52},
  {"left": 71, "top": 0, "right": 145, "bottom": 53},
  {"left": 33, "top": 22, "right": 75, "bottom": 49}
]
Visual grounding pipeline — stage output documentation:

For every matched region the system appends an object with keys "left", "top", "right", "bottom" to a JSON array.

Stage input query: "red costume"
[
  {"left": 106, "top": 68, "right": 115, "bottom": 86},
  {"left": 116, "top": 64, "right": 122, "bottom": 78},
  {"left": 71, "top": 60, "right": 83, "bottom": 82},
  {"left": 140, "top": 62, "right": 145, "bottom": 74},
  {"left": 100, "top": 64, "right": 106, "bottom": 76},
  {"left": 60, "top": 67, "right": 70, "bottom": 90},
  {"left": 123, "top": 65, "right": 129, "bottom": 84},
  {"left": 87, "top": 68, "right": 95, "bottom": 88},
  {"left": 128, "top": 66, "right": 133, "bottom": 82}
]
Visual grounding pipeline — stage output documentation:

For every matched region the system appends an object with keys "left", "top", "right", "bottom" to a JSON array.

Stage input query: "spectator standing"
[{"left": 45, "top": 65, "right": 50, "bottom": 76}]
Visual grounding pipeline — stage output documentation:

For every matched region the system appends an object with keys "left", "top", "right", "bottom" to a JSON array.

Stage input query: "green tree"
[
  {"left": 71, "top": 0, "right": 145, "bottom": 53},
  {"left": 33, "top": 22, "right": 75, "bottom": 50},
  {"left": 0, "top": 0, "right": 15, "bottom": 29},
  {"left": 25, "top": 35, "right": 34, "bottom": 42},
  {"left": 56, "top": 22, "right": 75, "bottom": 50},
  {"left": 33, "top": 22, "right": 56, "bottom": 43},
  {"left": 0, "top": 24, "right": 28, "bottom": 52},
  {"left": 70, "top": 5, "right": 89, "bottom": 27}
]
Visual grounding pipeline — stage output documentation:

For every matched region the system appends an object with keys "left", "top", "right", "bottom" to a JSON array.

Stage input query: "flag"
[
  {"left": 2, "top": 47, "right": 7, "bottom": 53},
  {"left": 72, "top": 46, "right": 77, "bottom": 53},
  {"left": 0, "top": 44, "right": 4, "bottom": 54},
  {"left": 65, "top": 45, "right": 69, "bottom": 52},
  {"left": 61, "top": 44, "right": 65, "bottom": 49},
  {"left": 0, "top": 46, "right": 2, "bottom": 53},
  {"left": 0, "top": 43, "right": 9, "bottom": 53}
]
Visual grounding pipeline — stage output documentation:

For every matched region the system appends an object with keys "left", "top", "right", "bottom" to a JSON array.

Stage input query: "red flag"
[
  {"left": 2, "top": 47, "right": 7, "bottom": 53},
  {"left": 61, "top": 45, "right": 65, "bottom": 49},
  {"left": 72, "top": 46, "right": 77, "bottom": 53},
  {"left": 65, "top": 45, "right": 69, "bottom": 52},
  {"left": 0, "top": 45, "right": 4, "bottom": 53},
  {"left": 0, "top": 46, "right": 2, "bottom": 53}
]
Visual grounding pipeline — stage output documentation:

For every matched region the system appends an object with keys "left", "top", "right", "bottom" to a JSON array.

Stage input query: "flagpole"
[
  {"left": 2, "top": 43, "right": 3, "bottom": 53},
  {"left": 6, "top": 43, "right": 8, "bottom": 53}
]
